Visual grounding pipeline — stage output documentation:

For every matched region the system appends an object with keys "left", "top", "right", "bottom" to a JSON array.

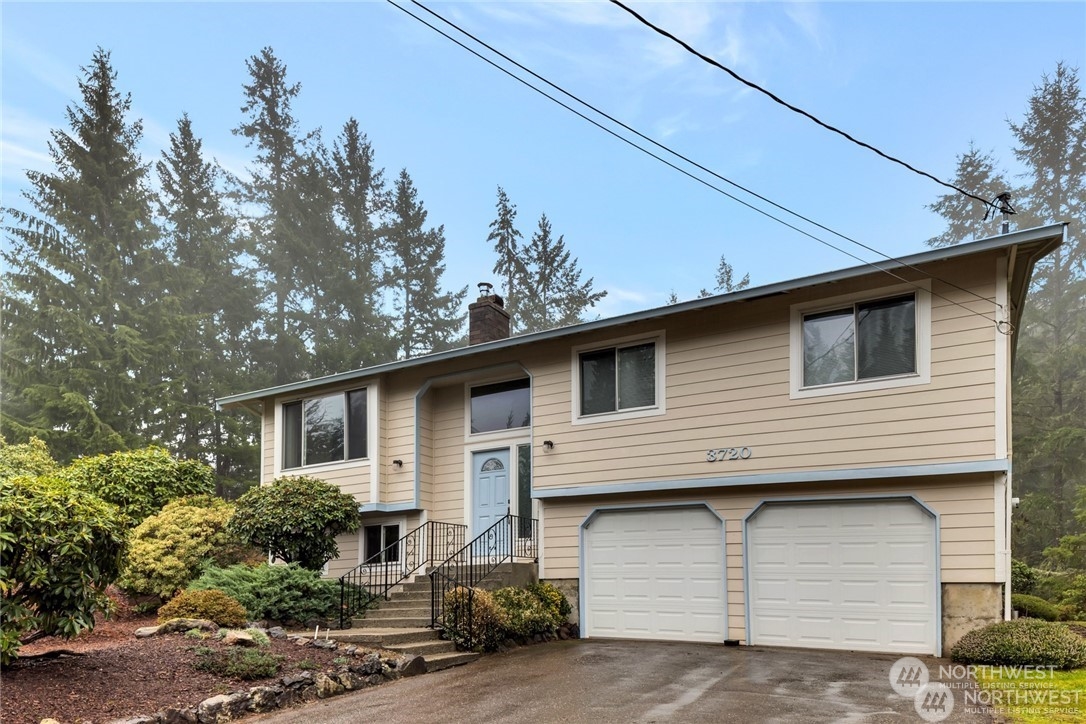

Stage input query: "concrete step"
[
  {"left": 329, "top": 627, "right": 443, "bottom": 646},
  {"left": 390, "top": 639, "right": 458, "bottom": 657},
  {"left": 366, "top": 605, "right": 430, "bottom": 619},
  {"left": 357, "top": 615, "right": 431, "bottom": 629},
  {"left": 424, "top": 651, "right": 480, "bottom": 673},
  {"left": 377, "top": 598, "right": 432, "bottom": 610}
]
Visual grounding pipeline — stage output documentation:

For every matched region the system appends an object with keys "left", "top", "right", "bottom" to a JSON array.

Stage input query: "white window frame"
[
  {"left": 571, "top": 331, "right": 666, "bottom": 425},
  {"left": 359, "top": 517, "right": 407, "bottom": 566},
  {"left": 273, "top": 384, "right": 379, "bottom": 477},
  {"left": 789, "top": 281, "right": 931, "bottom": 399}
]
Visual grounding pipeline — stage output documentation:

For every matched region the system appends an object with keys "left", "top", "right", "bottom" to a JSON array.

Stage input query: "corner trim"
[{"left": 533, "top": 459, "right": 1009, "bottom": 499}]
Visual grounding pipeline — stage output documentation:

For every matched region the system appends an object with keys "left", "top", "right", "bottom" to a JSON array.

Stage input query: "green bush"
[
  {"left": 158, "top": 588, "right": 247, "bottom": 627},
  {"left": 528, "top": 581, "right": 572, "bottom": 621},
  {"left": 60, "top": 446, "right": 214, "bottom": 528},
  {"left": 188, "top": 563, "right": 340, "bottom": 624},
  {"left": 493, "top": 587, "right": 556, "bottom": 637},
  {"left": 1011, "top": 559, "right": 1038, "bottom": 595},
  {"left": 442, "top": 587, "right": 507, "bottom": 652},
  {"left": 120, "top": 495, "right": 256, "bottom": 601},
  {"left": 951, "top": 619, "right": 1086, "bottom": 669},
  {"left": 1012, "top": 593, "right": 1061, "bottom": 621},
  {"left": 0, "top": 474, "right": 126, "bottom": 666},
  {"left": 193, "top": 648, "right": 283, "bottom": 679},
  {"left": 228, "top": 475, "right": 360, "bottom": 570},
  {"left": 0, "top": 437, "right": 58, "bottom": 481}
]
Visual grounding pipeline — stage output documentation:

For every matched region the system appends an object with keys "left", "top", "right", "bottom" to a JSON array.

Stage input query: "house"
[{"left": 218, "top": 223, "right": 1065, "bottom": 657}]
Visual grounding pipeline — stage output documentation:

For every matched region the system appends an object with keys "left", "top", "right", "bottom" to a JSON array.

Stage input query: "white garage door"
[
  {"left": 584, "top": 506, "right": 726, "bottom": 642},
  {"left": 747, "top": 498, "right": 937, "bottom": 655}
]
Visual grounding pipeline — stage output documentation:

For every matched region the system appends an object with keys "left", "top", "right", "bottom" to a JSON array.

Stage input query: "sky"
[{"left": 3, "top": 1, "right": 1085, "bottom": 320}]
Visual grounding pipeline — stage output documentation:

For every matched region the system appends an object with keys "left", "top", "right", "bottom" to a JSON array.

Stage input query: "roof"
[{"left": 218, "top": 222, "right": 1065, "bottom": 410}]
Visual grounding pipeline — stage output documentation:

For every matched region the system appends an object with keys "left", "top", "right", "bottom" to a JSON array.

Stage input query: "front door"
[{"left": 472, "top": 449, "right": 510, "bottom": 536}]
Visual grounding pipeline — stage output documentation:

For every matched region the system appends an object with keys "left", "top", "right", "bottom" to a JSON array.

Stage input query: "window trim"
[
  {"left": 570, "top": 331, "right": 666, "bottom": 425},
  {"left": 789, "top": 282, "right": 931, "bottom": 399},
  {"left": 464, "top": 376, "right": 532, "bottom": 439},
  {"left": 359, "top": 517, "right": 407, "bottom": 566},
  {"left": 276, "top": 386, "right": 374, "bottom": 473}
]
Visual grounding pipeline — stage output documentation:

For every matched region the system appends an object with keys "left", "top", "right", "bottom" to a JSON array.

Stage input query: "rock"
[
  {"left": 343, "top": 644, "right": 358, "bottom": 656},
  {"left": 40, "top": 720, "right": 62, "bottom": 724},
  {"left": 281, "top": 672, "right": 313, "bottom": 688},
  {"left": 568, "top": 623, "right": 580, "bottom": 638},
  {"left": 159, "top": 619, "right": 219, "bottom": 635},
  {"left": 533, "top": 634, "right": 543, "bottom": 643},
  {"left": 335, "top": 672, "right": 365, "bottom": 690},
  {"left": 134, "top": 626, "right": 162, "bottom": 638},
  {"left": 247, "top": 686, "right": 282, "bottom": 712},
  {"left": 222, "top": 630, "right": 257, "bottom": 647},
  {"left": 293, "top": 638, "right": 309, "bottom": 647},
  {"left": 398, "top": 655, "right": 427, "bottom": 677},
  {"left": 268, "top": 626, "right": 286, "bottom": 639},
  {"left": 106, "top": 716, "right": 156, "bottom": 724},
  {"left": 366, "top": 674, "right": 384, "bottom": 686},
  {"left": 158, "top": 708, "right": 198, "bottom": 723},
  {"left": 558, "top": 627, "right": 570, "bottom": 640},
  {"left": 314, "top": 672, "right": 345, "bottom": 699},
  {"left": 310, "top": 638, "right": 337, "bottom": 650},
  {"left": 196, "top": 694, "right": 228, "bottom": 723}
]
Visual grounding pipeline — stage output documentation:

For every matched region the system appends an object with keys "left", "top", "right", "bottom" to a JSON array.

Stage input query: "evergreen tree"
[
  {"left": 1, "top": 48, "right": 170, "bottom": 461},
  {"left": 156, "top": 114, "right": 261, "bottom": 493},
  {"left": 487, "top": 186, "right": 525, "bottom": 318},
  {"left": 517, "top": 213, "right": 607, "bottom": 334},
  {"left": 925, "top": 143, "right": 1010, "bottom": 247},
  {"left": 314, "top": 117, "right": 396, "bottom": 374},
  {"left": 698, "top": 255, "right": 751, "bottom": 297},
  {"left": 1007, "top": 63, "right": 1086, "bottom": 563},
  {"left": 385, "top": 170, "right": 467, "bottom": 358},
  {"left": 232, "top": 47, "right": 316, "bottom": 384}
]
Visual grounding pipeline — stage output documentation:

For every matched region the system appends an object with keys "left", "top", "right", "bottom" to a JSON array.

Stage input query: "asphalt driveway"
[{"left": 255, "top": 639, "right": 991, "bottom": 723}]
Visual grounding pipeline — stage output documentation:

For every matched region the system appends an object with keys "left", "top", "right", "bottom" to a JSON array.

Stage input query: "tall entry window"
[
  {"left": 470, "top": 378, "right": 530, "bottom": 434},
  {"left": 282, "top": 389, "right": 367, "bottom": 469}
]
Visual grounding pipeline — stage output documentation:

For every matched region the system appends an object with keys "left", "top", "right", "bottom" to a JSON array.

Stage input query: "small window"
[
  {"left": 470, "top": 378, "right": 530, "bottom": 434},
  {"left": 579, "top": 342, "right": 656, "bottom": 416},
  {"left": 363, "top": 523, "right": 400, "bottom": 564},
  {"left": 802, "top": 294, "right": 916, "bottom": 388},
  {"left": 282, "top": 388, "right": 367, "bottom": 469}
]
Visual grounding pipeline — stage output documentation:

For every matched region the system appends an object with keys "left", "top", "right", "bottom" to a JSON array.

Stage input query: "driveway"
[{"left": 255, "top": 639, "right": 991, "bottom": 723}]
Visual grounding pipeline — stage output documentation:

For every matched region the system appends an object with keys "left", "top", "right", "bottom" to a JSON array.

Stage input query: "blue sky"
[{"left": 3, "top": 1, "right": 1084, "bottom": 318}]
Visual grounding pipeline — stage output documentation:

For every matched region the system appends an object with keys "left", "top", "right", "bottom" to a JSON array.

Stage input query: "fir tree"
[
  {"left": 385, "top": 170, "right": 467, "bottom": 358},
  {"left": 1, "top": 48, "right": 169, "bottom": 461},
  {"left": 517, "top": 213, "right": 607, "bottom": 334},
  {"left": 487, "top": 186, "right": 525, "bottom": 317},
  {"left": 925, "top": 143, "right": 1009, "bottom": 247}
]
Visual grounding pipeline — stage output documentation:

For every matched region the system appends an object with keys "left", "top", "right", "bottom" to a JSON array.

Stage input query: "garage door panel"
[
  {"left": 748, "top": 500, "right": 937, "bottom": 655},
  {"left": 585, "top": 507, "right": 725, "bottom": 643}
]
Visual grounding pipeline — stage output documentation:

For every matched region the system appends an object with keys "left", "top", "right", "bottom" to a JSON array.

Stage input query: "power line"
[
  {"left": 388, "top": 0, "right": 1004, "bottom": 329},
  {"left": 608, "top": 0, "right": 1007, "bottom": 215}
]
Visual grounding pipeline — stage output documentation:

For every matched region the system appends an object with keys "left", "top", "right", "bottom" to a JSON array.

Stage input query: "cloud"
[
  {"left": 3, "top": 37, "right": 78, "bottom": 99},
  {"left": 1, "top": 106, "right": 57, "bottom": 187},
  {"left": 784, "top": 2, "right": 826, "bottom": 50},
  {"left": 591, "top": 284, "right": 668, "bottom": 318}
]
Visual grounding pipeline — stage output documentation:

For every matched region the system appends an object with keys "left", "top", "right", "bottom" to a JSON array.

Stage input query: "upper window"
[
  {"left": 579, "top": 341, "right": 656, "bottom": 416},
  {"left": 791, "top": 284, "right": 931, "bottom": 399},
  {"left": 470, "top": 378, "right": 530, "bottom": 434},
  {"left": 282, "top": 389, "right": 367, "bottom": 469},
  {"left": 802, "top": 294, "right": 917, "bottom": 387}
]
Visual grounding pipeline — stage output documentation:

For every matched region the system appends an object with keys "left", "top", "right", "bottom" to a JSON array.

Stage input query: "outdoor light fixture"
[
  {"left": 542, "top": 440, "right": 554, "bottom": 451},
  {"left": 392, "top": 459, "right": 403, "bottom": 469}
]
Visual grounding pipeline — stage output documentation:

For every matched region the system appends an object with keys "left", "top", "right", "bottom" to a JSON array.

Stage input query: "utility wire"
[
  {"left": 408, "top": 0, "right": 1000, "bottom": 316},
  {"left": 608, "top": 0, "right": 1006, "bottom": 215},
  {"left": 389, "top": 0, "right": 1004, "bottom": 329}
]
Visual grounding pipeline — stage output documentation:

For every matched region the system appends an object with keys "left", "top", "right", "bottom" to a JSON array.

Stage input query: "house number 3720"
[{"left": 706, "top": 447, "right": 752, "bottom": 462}]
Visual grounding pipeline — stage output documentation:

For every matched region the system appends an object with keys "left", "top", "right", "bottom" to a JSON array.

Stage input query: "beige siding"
[
  {"left": 541, "top": 473, "right": 998, "bottom": 643},
  {"left": 431, "top": 385, "right": 466, "bottom": 523},
  {"left": 384, "top": 376, "right": 418, "bottom": 504},
  {"left": 262, "top": 404, "right": 274, "bottom": 485}
]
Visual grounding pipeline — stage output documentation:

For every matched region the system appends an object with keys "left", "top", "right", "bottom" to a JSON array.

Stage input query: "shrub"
[
  {"left": 442, "top": 587, "right": 507, "bottom": 652},
  {"left": 1012, "top": 593, "right": 1061, "bottom": 621},
  {"left": 228, "top": 475, "right": 360, "bottom": 570},
  {"left": 0, "top": 437, "right": 58, "bottom": 481},
  {"left": 60, "top": 446, "right": 214, "bottom": 528},
  {"left": 193, "top": 648, "right": 283, "bottom": 679},
  {"left": 188, "top": 563, "right": 340, "bottom": 624},
  {"left": 1011, "top": 559, "right": 1038, "bottom": 595},
  {"left": 120, "top": 495, "right": 256, "bottom": 601},
  {"left": 951, "top": 619, "right": 1086, "bottom": 669},
  {"left": 158, "top": 589, "right": 247, "bottom": 627},
  {"left": 0, "top": 474, "right": 126, "bottom": 665},
  {"left": 528, "top": 581, "right": 572, "bottom": 621},
  {"left": 493, "top": 587, "right": 556, "bottom": 637}
]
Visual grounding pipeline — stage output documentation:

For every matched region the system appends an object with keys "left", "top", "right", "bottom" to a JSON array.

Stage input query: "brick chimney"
[{"left": 469, "top": 282, "right": 510, "bottom": 345}]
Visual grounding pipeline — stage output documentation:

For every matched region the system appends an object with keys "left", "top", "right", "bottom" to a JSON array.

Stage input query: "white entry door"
[
  {"left": 472, "top": 449, "right": 510, "bottom": 536},
  {"left": 747, "top": 498, "right": 938, "bottom": 655},
  {"left": 583, "top": 506, "right": 726, "bottom": 643}
]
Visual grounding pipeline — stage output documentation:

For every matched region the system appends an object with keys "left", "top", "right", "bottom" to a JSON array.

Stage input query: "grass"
[{"left": 973, "top": 666, "right": 1086, "bottom": 723}]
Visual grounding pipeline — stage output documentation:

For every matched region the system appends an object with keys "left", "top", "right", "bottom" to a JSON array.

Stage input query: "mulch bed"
[{"left": 2, "top": 610, "right": 348, "bottom": 724}]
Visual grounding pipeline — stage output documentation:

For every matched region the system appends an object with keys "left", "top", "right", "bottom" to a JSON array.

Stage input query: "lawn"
[{"left": 974, "top": 667, "right": 1086, "bottom": 723}]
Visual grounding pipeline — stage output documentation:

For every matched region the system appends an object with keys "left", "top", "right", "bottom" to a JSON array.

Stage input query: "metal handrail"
[
  {"left": 429, "top": 514, "right": 538, "bottom": 647},
  {"left": 338, "top": 520, "right": 467, "bottom": 628}
]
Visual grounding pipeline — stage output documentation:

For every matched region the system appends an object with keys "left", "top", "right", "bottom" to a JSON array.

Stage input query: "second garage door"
[
  {"left": 747, "top": 498, "right": 938, "bottom": 655},
  {"left": 583, "top": 506, "right": 726, "bottom": 643}
]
